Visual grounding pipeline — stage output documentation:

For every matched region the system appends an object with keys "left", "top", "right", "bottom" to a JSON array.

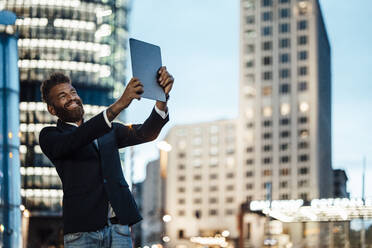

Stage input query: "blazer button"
[{"left": 103, "top": 179, "right": 107, "bottom": 184}]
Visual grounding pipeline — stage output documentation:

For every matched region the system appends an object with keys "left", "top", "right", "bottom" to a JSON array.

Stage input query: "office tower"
[
  {"left": 238, "top": 0, "right": 332, "bottom": 246},
  {"left": 238, "top": 0, "right": 332, "bottom": 202},
  {"left": 2, "top": 0, "right": 130, "bottom": 245},
  {"left": 165, "top": 120, "right": 239, "bottom": 247}
]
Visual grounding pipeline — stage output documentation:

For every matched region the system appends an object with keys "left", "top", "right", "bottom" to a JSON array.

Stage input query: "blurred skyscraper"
[
  {"left": 2, "top": 0, "right": 131, "bottom": 246},
  {"left": 238, "top": 0, "right": 332, "bottom": 202}
]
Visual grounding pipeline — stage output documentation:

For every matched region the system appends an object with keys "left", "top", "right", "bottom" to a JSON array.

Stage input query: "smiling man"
[{"left": 39, "top": 67, "right": 173, "bottom": 247}]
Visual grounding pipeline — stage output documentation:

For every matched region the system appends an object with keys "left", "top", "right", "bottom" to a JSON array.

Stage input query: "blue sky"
[{"left": 126, "top": 0, "right": 372, "bottom": 198}]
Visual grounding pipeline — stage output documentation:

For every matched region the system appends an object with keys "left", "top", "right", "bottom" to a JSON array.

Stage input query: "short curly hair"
[{"left": 41, "top": 72, "right": 71, "bottom": 105}]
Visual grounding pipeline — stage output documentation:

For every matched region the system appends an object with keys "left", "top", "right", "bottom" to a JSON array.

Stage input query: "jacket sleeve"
[
  {"left": 114, "top": 108, "right": 169, "bottom": 149},
  {"left": 39, "top": 112, "right": 112, "bottom": 160}
]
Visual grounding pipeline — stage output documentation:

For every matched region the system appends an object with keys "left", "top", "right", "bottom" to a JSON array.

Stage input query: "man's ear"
[{"left": 47, "top": 104, "right": 56, "bottom": 116}]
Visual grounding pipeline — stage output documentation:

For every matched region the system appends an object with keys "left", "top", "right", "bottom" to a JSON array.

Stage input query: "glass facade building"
[
  {"left": 2, "top": 0, "right": 131, "bottom": 245},
  {"left": 0, "top": 10, "right": 22, "bottom": 247}
]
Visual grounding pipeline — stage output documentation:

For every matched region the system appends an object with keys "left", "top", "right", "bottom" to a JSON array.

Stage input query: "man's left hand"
[{"left": 158, "top": 66, "right": 174, "bottom": 96}]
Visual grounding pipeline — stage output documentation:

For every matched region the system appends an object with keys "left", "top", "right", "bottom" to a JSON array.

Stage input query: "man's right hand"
[
  {"left": 106, "top": 78, "right": 144, "bottom": 122},
  {"left": 119, "top": 78, "right": 144, "bottom": 109}
]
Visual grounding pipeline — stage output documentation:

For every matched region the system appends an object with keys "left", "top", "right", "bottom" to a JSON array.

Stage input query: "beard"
[{"left": 53, "top": 99, "right": 85, "bottom": 123}]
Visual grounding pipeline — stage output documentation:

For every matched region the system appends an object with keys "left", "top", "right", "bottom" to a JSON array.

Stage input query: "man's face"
[{"left": 47, "top": 83, "right": 85, "bottom": 123}]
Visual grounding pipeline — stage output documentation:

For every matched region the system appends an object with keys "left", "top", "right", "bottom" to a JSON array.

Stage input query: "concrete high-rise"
[
  {"left": 238, "top": 0, "right": 332, "bottom": 202},
  {"left": 165, "top": 120, "right": 239, "bottom": 247}
]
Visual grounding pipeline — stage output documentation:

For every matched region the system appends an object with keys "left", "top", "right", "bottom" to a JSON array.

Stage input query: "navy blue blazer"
[{"left": 39, "top": 108, "right": 169, "bottom": 234}]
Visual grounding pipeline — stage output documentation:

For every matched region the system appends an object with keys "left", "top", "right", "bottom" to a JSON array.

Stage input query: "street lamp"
[{"left": 162, "top": 214, "right": 172, "bottom": 223}]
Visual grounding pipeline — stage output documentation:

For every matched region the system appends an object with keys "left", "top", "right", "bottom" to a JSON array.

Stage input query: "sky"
[{"left": 125, "top": 0, "right": 372, "bottom": 198}]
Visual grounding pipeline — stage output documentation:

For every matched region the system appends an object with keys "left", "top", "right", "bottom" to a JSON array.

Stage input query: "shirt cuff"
[
  {"left": 154, "top": 105, "right": 168, "bottom": 119},
  {"left": 103, "top": 110, "right": 112, "bottom": 128}
]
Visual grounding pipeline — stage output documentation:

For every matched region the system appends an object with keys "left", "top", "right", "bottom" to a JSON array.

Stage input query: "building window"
[
  {"left": 246, "top": 159, "right": 254, "bottom": 165},
  {"left": 280, "top": 181, "right": 288, "bottom": 188},
  {"left": 209, "top": 174, "right": 218, "bottom": 180},
  {"left": 280, "top": 168, "right": 290, "bottom": 176},
  {"left": 194, "top": 175, "right": 202, "bottom": 180},
  {"left": 298, "top": 20, "right": 308, "bottom": 30},
  {"left": 263, "top": 145, "right": 272, "bottom": 152},
  {"left": 263, "top": 56, "right": 272, "bottom": 65},
  {"left": 225, "top": 209, "right": 234, "bottom": 215},
  {"left": 263, "top": 157, "right": 272, "bottom": 164},
  {"left": 280, "top": 156, "right": 290, "bottom": 163},
  {"left": 246, "top": 16, "right": 255, "bottom": 24},
  {"left": 263, "top": 106, "right": 273, "bottom": 117},
  {"left": 280, "top": 131, "right": 290, "bottom": 138},
  {"left": 280, "top": 0, "right": 290, "bottom": 3},
  {"left": 178, "top": 152, "right": 186, "bottom": 158},
  {"left": 262, "top": 26, "right": 272, "bottom": 36},
  {"left": 279, "top": 8, "right": 290, "bottom": 18},
  {"left": 262, "top": 11, "right": 273, "bottom": 21},
  {"left": 263, "top": 120, "right": 272, "bottom": 127},
  {"left": 263, "top": 71, "right": 272, "bottom": 80},
  {"left": 209, "top": 198, "right": 218, "bottom": 204},
  {"left": 299, "top": 116, "right": 308, "bottom": 124},
  {"left": 280, "top": 84, "right": 290, "bottom": 94},
  {"left": 262, "top": 0, "right": 272, "bottom": 7},
  {"left": 280, "top": 143, "right": 288, "bottom": 151},
  {"left": 226, "top": 197, "right": 234, "bottom": 203},
  {"left": 299, "top": 167, "right": 309, "bottom": 175},
  {"left": 298, "top": 141, "right": 308, "bottom": 149},
  {"left": 226, "top": 185, "right": 234, "bottom": 191},
  {"left": 209, "top": 209, "right": 218, "bottom": 216},
  {"left": 226, "top": 173, "right": 234, "bottom": 179},
  {"left": 178, "top": 176, "right": 186, "bottom": 181},
  {"left": 280, "top": 118, "right": 290, "bottom": 125},
  {"left": 262, "top": 86, "right": 272, "bottom": 96},
  {"left": 279, "top": 23, "right": 290, "bottom": 33},
  {"left": 280, "top": 194, "right": 289, "bottom": 200},
  {"left": 194, "top": 187, "right": 202, "bottom": 192},
  {"left": 194, "top": 198, "right": 202, "bottom": 204},
  {"left": 263, "top": 169, "right": 272, "bottom": 176},
  {"left": 299, "top": 193, "right": 308, "bottom": 201},
  {"left": 246, "top": 183, "right": 253, "bottom": 190},
  {"left": 178, "top": 199, "right": 185, "bottom": 204},
  {"left": 298, "top": 180, "right": 308, "bottom": 187},
  {"left": 210, "top": 186, "right": 218, "bottom": 192},
  {"left": 262, "top": 41, "right": 272, "bottom": 50},
  {"left": 246, "top": 60, "right": 254, "bottom": 69},
  {"left": 178, "top": 229, "right": 185, "bottom": 239},
  {"left": 298, "top": 35, "right": 308, "bottom": 45},
  {"left": 178, "top": 187, "right": 186, "bottom": 193},
  {"left": 246, "top": 171, "right": 254, "bottom": 177},
  {"left": 246, "top": 146, "right": 254, "bottom": 153},
  {"left": 280, "top": 68, "right": 290, "bottom": 78},
  {"left": 299, "top": 129, "right": 309, "bottom": 138},
  {"left": 178, "top": 164, "right": 186, "bottom": 170},
  {"left": 298, "top": 154, "right": 309, "bottom": 162},
  {"left": 299, "top": 81, "right": 308, "bottom": 91},
  {"left": 246, "top": 44, "right": 255, "bottom": 54},
  {"left": 280, "top": 53, "right": 290, "bottom": 63},
  {"left": 178, "top": 211, "right": 185, "bottom": 217},
  {"left": 279, "top": 38, "right": 290, "bottom": 48},
  {"left": 263, "top": 133, "right": 272, "bottom": 139},
  {"left": 298, "top": 66, "right": 307, "bottom": 76},
  {"left": 298, "top": 51, "right": 308, "bottom": 60}
]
